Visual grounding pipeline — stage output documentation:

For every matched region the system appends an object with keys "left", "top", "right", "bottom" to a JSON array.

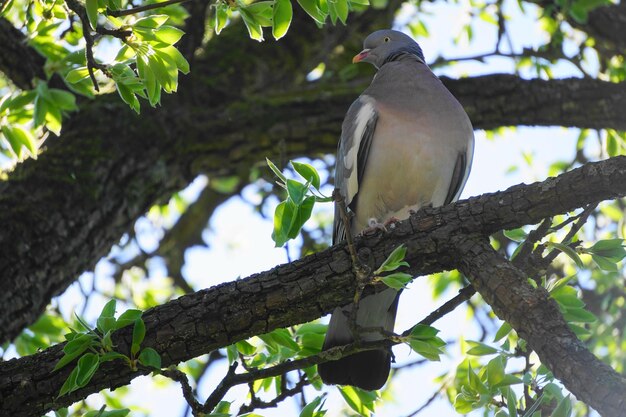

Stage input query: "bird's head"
[{"left": 352, "top": 29, "right": 425, "bottom": 69}]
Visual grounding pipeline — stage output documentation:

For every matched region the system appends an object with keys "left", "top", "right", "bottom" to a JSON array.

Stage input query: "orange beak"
[{"left": 352, "top": 49, "right": 371, "bottom": 63}]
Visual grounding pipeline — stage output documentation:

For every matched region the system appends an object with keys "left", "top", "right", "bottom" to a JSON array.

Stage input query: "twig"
[
  {"left": 161, "top": 368, "right": 204, "bottom": 416},
  {"left": 195, "top": 288, "right": 471, "bottom": 415},
  {"left": 203, "top": 361, "right": 239, "bottom": 413},
  {"left": 405, "top": 285, "right": 476, "bottom": 334},
  {"left": 108, "top": 0, "right": 192, "bottom": 17},
  {"left": 65, "top": 0, "right": 107, "bottom": 91},
  {"left": 237, "top": 377, "right": 310, "bottom": 414},
  {"left": 403, "top": 385, "right": 445, "bottom": 417}
]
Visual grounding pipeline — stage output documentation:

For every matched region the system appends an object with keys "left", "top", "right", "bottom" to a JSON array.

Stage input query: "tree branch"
[
  {"left": 0, "top": 18, "right": 46, "bottom": 89},
  {"left": 456, "top": 237, "right": 626, "bottom": 417},
  {"left": 2, "top": 72, "right": 625, "bottom": 344},
  {"left": 2, "top": 156, "right": 626, "bottom": 416}
]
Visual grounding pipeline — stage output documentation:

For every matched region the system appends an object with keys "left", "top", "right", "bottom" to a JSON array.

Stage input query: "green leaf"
[
  {"left": 272, "top": 200, "right": 293, "bottom": 247},
  {"left": 562, "top": 307, "right": 597, "bottom": 323},
  {"left": 214, "top": 3, "right": 229, "bottom": 34},
  {"left": 239, "top": 8, "right": 264, "bottom": 41},
  {"left": 58, "top": 365, "right": 80, "bottom": 397},
  {"left": 272, "top": 0, "right": 293, "bottom": 39},
  {"left": 33, "top": 94, "right": 48, "bottom": 127},
  {"left": 291, "top": 161, "right": 321, "bottom": 189},
  {"left": 131, "top": 318, "right": 146, "bottom": 357},
  {"left": 380, "top": 272, "right": 412, "bottom": 289},
  {"left": 267, "top": 158, "right": 288, "bottom": 183},
  {"left": 137, "top": 55, "right": 160, "bottom": 105},
  {"left": 97, "top": 317, "right": 117, "bottom": 335},
  {"left": 148, "top": 50, "right": 177, "bottom": 93},
  {"left": 408, "top": 339, "right": 444, "bottom": 361},
  {"left": 75, "top": 352, "right": 100, "bottom": 387},
  {"left": 117, "top": 83, "right": 141, "bottom": 113},
  {"left": 138, "top": 347, "right": 162, "bottom": 369},
  {"left": 504, "top": 228, "right": 528, "bottom": 242},
  {"left": 99, "top": 299, "right": 117, "bottom": 319},
  {"left": 547, "top": 242, "right": 584, "bottom": 268},
  {"left": 154, "top": 25, "right": 185, "bottom": 45},
  {"left": 492, "top": 374, "right": 523, "bottom": 388},
  {"left": 375, "top": 244, "right": 409, "bottom": 274},
  {"left": 49, "top": 89, "right": 77, "bottom": 111},
  {"left": 466, "top": 341, "right": 499, "bottom": 356},
  {"left": 338, "top": 386, "right": 376, "bottom": 416},
  {"left": 505, "top": 386, "right": 517, "bottom": 416},
  {"left": 66, "top": 67, "right": 91, "bottom": 84},
  {"left": 588, "top": 238, "right": 626, "bottom": 261},
  {"left": 160, "top": 45, "right": 190, "bottom": 74},
  {"left": 286, "top": 179, "right": 308, "bottom": 205},
  {"left": 493, "top": 321, "right": 512, "bottom": 342},
  {"left": 99, "top": 351, "right": 129, "bottom": 363},
  {"left": 550, "top": 394, "right": 572, "bottom": 417},
  {"left": 288, "top": 195, "right": 315, "bottom": 238},
  {"left": 297, "top": 0, "right": 326, "bottom": 23},
  {"left": 134, "top": 15, "right": 169, "bottom": 29},
  {"left": 116, "top": 309, "right": 143, "bottom": 329},
  {"left": 296, "top": 323, "right": 327, "bottom": 335},
  {"left": 262, "top": 328, "right": 300, "bottom": 351},
  {"left": 85, "top": 0, "right": 99, "bottom": 29},
  {"left": 247, "top": 1, "right": 274, "bottom": 26},
  {"left": 300, "top": 395, "right": 325, "bottom": 417},
  {"left": 54, "top": 334, "right": 97, "bottom": 371},
  {"left": 591, "top": 254, "right": 618, "bottom": 271},
  {"left": 2, "top": 125, "right": 37, "bottom": 157},
  {"left": 409, "top": 324, "right": 439, "bottom": 339},
  {"left": 467, "top": 363, "right": 488, "bottom": 395},
  {"left": 236, "top": 340, "right": 257, "bottom": 356}
]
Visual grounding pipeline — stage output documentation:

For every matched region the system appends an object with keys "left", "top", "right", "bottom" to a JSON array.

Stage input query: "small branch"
[
  {"left": 237, "top": 377, "right": 310, "bottom": 414},
  {"left": 202, "top": 361, "right": 239, "bottom": 413},
  {"left": 404, "top": 385, "right": 445, "bottom": 417},
  {"left": 96, "top": 26, "right": 132, "bottom": 39},
  {"left": 160, "top": 368, "right": 204, "bottom": 415},
  {"left": 195, "top": 288, "right": 471, "bottom": 414},
  {"left": 404, "top": 285, "right": 476, "bottom": 335},
  {"left": 107, "top": 0, "right": 192, "bottom": 17},
  {"left": 65, "top": 0, "right": 107, "bottom": 91}
]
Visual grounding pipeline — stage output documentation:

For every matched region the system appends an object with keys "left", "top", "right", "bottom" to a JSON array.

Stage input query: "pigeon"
[{"left": 318, "top": 29, "right": 475, "bottom": 391}]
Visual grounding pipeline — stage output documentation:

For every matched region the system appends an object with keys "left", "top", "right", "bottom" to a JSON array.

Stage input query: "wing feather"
[{"left": 333, "top": 95, "right": 378, "bottom": 244}]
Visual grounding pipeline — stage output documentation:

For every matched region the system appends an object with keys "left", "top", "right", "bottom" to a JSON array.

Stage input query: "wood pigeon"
[{"left": 318, "top": 29, "right": 475, "bottom": 391}]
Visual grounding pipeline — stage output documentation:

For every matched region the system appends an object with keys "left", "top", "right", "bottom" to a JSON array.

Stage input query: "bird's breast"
[{"left": 352, "top": 101, "right": 466, "bottom": 233}]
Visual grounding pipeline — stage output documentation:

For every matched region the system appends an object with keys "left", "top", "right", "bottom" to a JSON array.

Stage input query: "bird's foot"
[{"left": 358, "top": 218, "right": 387, "bottom": 236}]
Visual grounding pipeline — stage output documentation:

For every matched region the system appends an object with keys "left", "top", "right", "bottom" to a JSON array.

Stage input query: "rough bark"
[
  {"left": 0, "top": 18, "right": 46, "bottom": 90},
  {"left": 457, "top": 238, "right": 626, "bottom": 417},
  {"left": 2, "top": 156, "right": 626, "bottom": 417}
]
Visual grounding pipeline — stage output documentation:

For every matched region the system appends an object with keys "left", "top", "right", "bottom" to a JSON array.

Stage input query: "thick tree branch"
[
  {"left": 2, "top": 156, "right": 626, "bottom": 417},
  {"left": 2, "top": 72, "right": 625, "bottom": 344},
  {"left": 456, "top": 238, "right": 626, "bottom": 417},
  {"left": 0, "top": 18, "right": 46, "bottom": 89}
]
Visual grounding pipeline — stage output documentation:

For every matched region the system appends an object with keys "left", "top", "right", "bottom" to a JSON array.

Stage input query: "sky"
[{"left": 34, "top": 0, "right": 600, "bottom": 415}]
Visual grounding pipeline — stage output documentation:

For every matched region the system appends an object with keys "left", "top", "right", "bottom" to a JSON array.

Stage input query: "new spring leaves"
[
  {"left": 54, "top": 300, "right": 160, "bottom": 398},
  {"left": 267, "top": 159, "right": 416, "bottom": 291}
]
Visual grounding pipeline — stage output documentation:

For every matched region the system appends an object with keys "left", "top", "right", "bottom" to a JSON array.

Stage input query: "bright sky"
[{"left": 39, "top": 0, "right": 598, "bottom": 415}]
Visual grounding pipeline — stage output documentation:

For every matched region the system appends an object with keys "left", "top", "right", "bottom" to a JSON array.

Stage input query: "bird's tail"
[{"left": 318, "top": 288, "right": 399, "bottom": 391}]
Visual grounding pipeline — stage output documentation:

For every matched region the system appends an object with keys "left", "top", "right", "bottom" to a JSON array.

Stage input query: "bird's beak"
[{"left": 352, "top": 49, "right": 371, "bottom": 63}]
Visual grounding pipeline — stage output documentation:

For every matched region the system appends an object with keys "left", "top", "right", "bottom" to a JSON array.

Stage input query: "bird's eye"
[{"left": 384, "top": 37, "right": 390, "bottom": 42}]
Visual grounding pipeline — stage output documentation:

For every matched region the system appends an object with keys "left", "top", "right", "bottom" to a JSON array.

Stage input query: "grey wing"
[
  {"left": 333, "top": 95, "right": 378, "bottom": 244},
  {"left": 444, "top": 134, "right": 475, "bottom": 205}
]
